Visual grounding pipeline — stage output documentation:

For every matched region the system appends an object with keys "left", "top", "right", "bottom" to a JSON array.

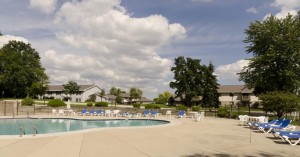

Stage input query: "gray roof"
[
  {"left": 217, "top": 85, "right": 253, "bottom": 94},
  {"left": 137, "top": 97, "right": 152, "bottom": 102},
  {"left": 47, "top": 84, "right": 97, "bottom": 92},
  {"left": 105, "top": 94, "right": 117, "bottom": 100},
  {"left": 120, "top": 93, "right": 131, "bottom": 98}
]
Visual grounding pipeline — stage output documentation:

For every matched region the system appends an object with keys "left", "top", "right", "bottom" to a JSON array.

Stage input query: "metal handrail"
[{"left": 19, "top": 126, "right": 25, "bottom": 137}]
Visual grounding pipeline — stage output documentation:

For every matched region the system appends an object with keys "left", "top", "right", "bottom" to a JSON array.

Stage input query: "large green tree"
[
  {"left": 201, "top": 62, "right": 220, "bottom": 110},
  {"left": 169, "top": 56, "right": 205, "bottom": 107},
  {"left": 239, "top": 12, "right": 300, "bottom": 94},
  {"left": 130, "top": 87, "right": 143, "bottom": 103},
  {"left": 0, "top": 40, "right": 48, "bottom": 98},
  {"left": 63, "top": 81, "right": 80, "bottom": 99},
  {"left": 155, "top": 91, "right": 172, "bottom": 105},
  {"left": 110, "top": 87, "right": 122, "bottom": 103},
  {"left": 110, "top": 87, "right": 121, "bottom": 96}
]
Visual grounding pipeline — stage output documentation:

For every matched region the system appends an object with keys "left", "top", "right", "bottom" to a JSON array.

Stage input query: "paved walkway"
[{"left": 0, "top": 116, "right": 299, "bottom": 157}]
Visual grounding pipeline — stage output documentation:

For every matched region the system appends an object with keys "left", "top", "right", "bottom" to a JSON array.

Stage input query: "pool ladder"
[{"left": 19, "top": 125, "right": 38, "bottom": 137}]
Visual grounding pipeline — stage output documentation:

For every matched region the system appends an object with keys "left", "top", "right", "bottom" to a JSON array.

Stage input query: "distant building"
[
  {"left": 120, "top": 93, "right": 153, "bottom": 104},
  {"left": 43, "top": 84, "right": 101, "bottom": 102},
  {"left": 218, "top": 85, "right": 259, "bottom": 106},
  {"left": 44, "top": 85, "right": 152, "bottom": 104},
  {"left": 168, "top": 85, "right": 259, "bottom": 106}
]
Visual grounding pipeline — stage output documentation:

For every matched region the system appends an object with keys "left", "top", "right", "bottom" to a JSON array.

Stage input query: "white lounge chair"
[
  {"left": 58, "top": 109, "right": 64, "bottom": 116},
  {"left": 105, "top": 110, "right": 111, "bottom": 117},
  {"left": 166, "top": 110, "right": 171, "bottom": 118}
]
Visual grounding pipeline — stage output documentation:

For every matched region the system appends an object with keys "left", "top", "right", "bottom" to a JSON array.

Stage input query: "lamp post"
[
  {"left": 43, "top": 96, "right": 45, "bottom": 105},
  {"left": 230, "top": 92, "right": 234, "bottom": 117}
]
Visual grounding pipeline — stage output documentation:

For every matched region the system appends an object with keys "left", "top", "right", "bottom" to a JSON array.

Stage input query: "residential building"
[
  {"left": 169, "top": 85, "right": 259, "bottom": 106},
  {"left": 218, "top": 85, "right": 259, "bottom": 106},
  {"left": 43, "top": 84, "right": 101, "bottom": 102}
]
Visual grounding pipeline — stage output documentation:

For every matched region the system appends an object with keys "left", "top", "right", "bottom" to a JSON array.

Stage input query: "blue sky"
[{"left": 0, "top": 0, "right": 299, "bottom": 99}]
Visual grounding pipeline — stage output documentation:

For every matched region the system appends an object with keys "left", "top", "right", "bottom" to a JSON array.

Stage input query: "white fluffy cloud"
[
  {"left": 29, "top": 0, "right": 57, "bottom": 14},
  {"left": 246, "top": 7, "right": 258, "bottom": 14},
  {"left": 215, "top": 60, "right": 249, "bottom": 84},
  {"left": 42, "top": 0, "right": 185, "bottom": 97},
  {"left": 0, "top": 35, "right": 29, "bottom": 47},
  {"left": 267, "top": 0, "right": 300, "bottom": 19}
]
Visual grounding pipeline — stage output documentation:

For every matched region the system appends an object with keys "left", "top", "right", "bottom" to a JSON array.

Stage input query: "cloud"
[
  {"left": 215, "top": 60, "right": 249, "bottom": 84},
  {"left": 0, "top": 35, "right": 29, "bottom": 47},
  {"left": 42, "top": 0, "right": 186, "bottom": 98},
  {"left": 246, "top": 7, "right": 258, "bottom": 14},
  {"left": 266, "top": 0, "right": 300, "bottom": 19},
  {"left": 29, "top": 0, "right": 57, "bottom": 14}
]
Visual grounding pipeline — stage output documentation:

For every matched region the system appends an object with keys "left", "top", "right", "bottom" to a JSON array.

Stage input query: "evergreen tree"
[
  {"left": 202, "top": 62, "right": 220, "bottom": 110},
  {"left": 169, "top": 56, "right": 205, "bottom": 107}
]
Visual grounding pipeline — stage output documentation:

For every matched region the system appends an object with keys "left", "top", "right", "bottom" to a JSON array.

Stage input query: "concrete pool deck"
[{"left": 0, "top": 116, "right": 299, "bottom": 157}]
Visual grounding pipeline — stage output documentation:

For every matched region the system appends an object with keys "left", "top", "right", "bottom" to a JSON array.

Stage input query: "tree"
[
  {"left": 98, "top": 88, "right": 105, "bottom": 102},
  {"left": 130, "top": 87, "right": 143, "bottom": 103},
  {"left": 155, "top": 91, "right": 172, "bottom": 105},
  {"left": 0, "top": 41, "right": 48, "bottom": 98},
  {"left": 259, "top": 91, "right": 300, "bottom": 119},
  {"left": 239, "top": 12, "right": 300, "bottom": 94},
  {"left": 169, "top": 56, "right": 205, "bottom": 107},
  {"left": 63, "top": 81, "right": 80, "bottom": 100},
  {"left": 28, "top": 82, "right": 48, "bottom": 98},
  {"left": 110, "top": 87, "right": 121, "bottom": 96},
  {"left": 201, "top": 62, "right": 220, "bottom": 110}
]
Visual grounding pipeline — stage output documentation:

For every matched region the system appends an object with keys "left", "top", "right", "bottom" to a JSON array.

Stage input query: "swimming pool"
[{"left": 0, "top": 118, "right": 169, "bottom": 135}]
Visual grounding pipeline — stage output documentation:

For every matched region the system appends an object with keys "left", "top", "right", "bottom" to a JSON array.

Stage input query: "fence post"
[{"left": 4, "top": 101, "right": 6, "bottom": 116}]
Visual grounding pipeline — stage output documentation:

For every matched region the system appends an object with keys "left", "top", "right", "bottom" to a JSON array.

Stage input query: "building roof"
[
  {"left": 47, "top": 84, "right": 97, "bottom": 92},
  {"left": 104, "top": 94, "right": 117, "bottom": 100},
  {"left": 217, "top": 85, "right": 253, "bottom": 94},
  {"left": 120, "top": 93, "right": 131, "bottom": 98},
  {"left": 137, "top": 97, "right": 152, "bottom": 102}
]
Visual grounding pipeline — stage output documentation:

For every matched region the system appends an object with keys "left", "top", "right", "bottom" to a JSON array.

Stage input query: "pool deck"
[{"left": 0, "top": 116, "right": 299, "bottom": 157}]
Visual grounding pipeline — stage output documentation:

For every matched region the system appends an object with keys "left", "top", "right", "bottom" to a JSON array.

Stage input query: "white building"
[
  {"left": 169, "top": 85, "right": 259, "bottom": 106},
  {"left": 218, "top": 85, "right": 259, "bottom": 106},
  {"left": 44, "top": 84, "right": 101, "bottom": 102}
]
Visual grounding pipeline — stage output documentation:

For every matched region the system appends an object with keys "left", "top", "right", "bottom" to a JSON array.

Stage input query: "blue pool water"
[{"left": 0, "top": 118, "right": 169, "bottom": 135}]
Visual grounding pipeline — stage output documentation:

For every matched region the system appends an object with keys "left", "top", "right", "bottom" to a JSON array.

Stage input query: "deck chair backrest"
[
  {"left": 274, "top": 118, "right": 285, "bottom": 125},
  {"left": 267, "top": 119, "right": 277, "bottom": 125},
  {"left": 279, "top": 119, "right": 291, "bottom": 128}
]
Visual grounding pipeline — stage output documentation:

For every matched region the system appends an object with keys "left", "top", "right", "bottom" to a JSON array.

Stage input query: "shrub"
[
  {"left": 48, "top": 99, "right": 66, "bottom": 107},
  {"left": 191, "top": 106, "right": 200, "bottom": 111},
  {"left": 133, "top": 103, "right": 141, "bottom": 108},
  {"left": 95, "top": 102, "right": 108, "bottom": 107},
  {"left": 176, "top": 104, "right": 187, "bottom": 111},
  {"left": 86, "top": 102, "right": 93, "bottom": 107},
  {"left": 251, "top": 102, "right": 260, "bottom": 109},
  {"left": 145, "top": 104, "right": 161, "bottom": 109},
  {"left": 217, "top": 107, "right": 229, "bottom": 118},
  {"left": 21, "top": 97, "right": 35, "bottom": 106}
]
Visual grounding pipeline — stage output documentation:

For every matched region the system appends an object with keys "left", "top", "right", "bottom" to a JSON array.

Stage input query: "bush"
[
  {"left": 251, "top": 102, "right": 260, "bottom": 109},
  {"left": 48, "top": 99, "right": 66, "bottom": 107},
  {"left": 86, "top": 102, "right": 93, "bottom": 107},
  {"left": 133, "top": 103, "right": 141, "bottom": 108},
  {"left": 217, "top": 107, "right": 229, "bottom": 118},
  {"left": 191, "top": 106, "right": 200, "bottom": 111},
  {"left": 21, "top": 97, "right": 35, "bottom": 106},
  {"left": 176, "top": 104, "right": 187, "bottom": 111},
  {"left": 145, "top": 104, "right": 161, "bottom": 109},
  {"left": 95, "top": 102, "right": 108, "bottom": 107}
]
